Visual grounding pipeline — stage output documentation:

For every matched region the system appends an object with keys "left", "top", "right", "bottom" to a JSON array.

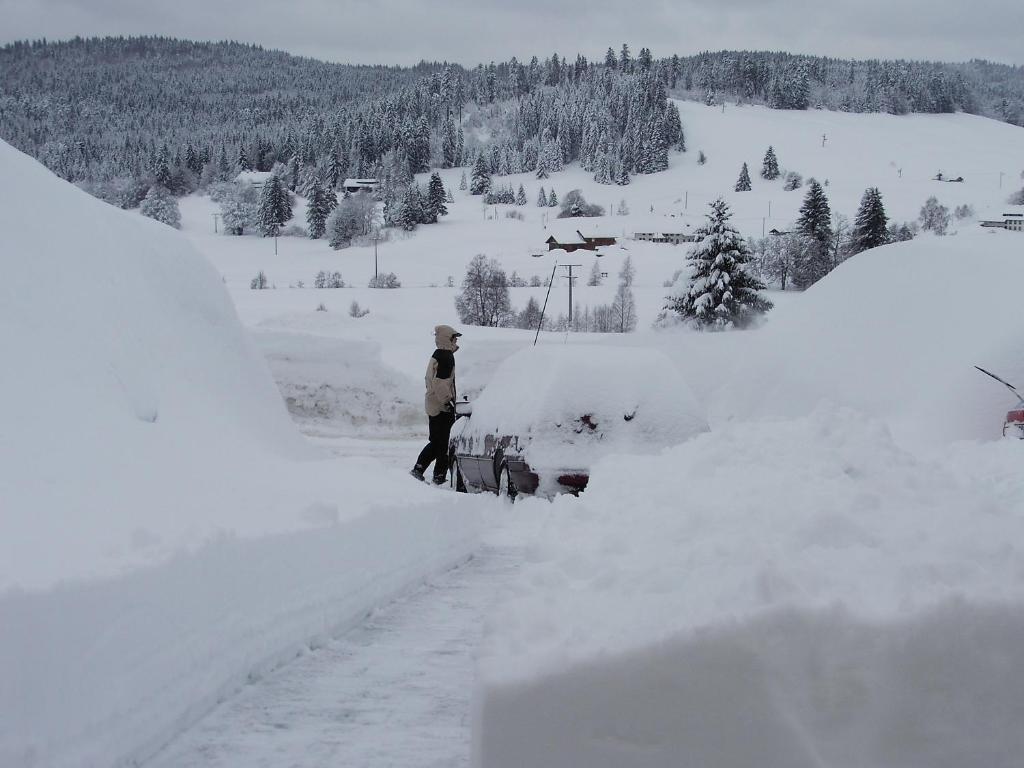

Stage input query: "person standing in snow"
[{"left": 411, "top": 324, "right": 461, "bottom": 484}]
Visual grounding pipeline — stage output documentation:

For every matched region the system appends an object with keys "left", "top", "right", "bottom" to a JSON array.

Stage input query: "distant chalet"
[
  {"left": 342, "top": 178, "right": 380, "bottom": 194},
  {"left": 235, "top": 170, "right": 274, "bottom": 190},
  {"left": 545, "top": 230, "right": 617, "bottom": 252},
  {"left": 633, "top": 230, "right": 700, "bottom": 245},
  {"left": 980, "top": 207, "right": 1024, "bottom": 232}
]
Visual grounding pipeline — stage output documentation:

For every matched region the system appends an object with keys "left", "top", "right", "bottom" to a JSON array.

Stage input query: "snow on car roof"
[{"left": 461, "top": 344, "right": 708, "bottom": 467}]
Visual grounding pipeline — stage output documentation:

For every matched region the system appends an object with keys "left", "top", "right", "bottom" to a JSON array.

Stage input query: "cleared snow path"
[{"left": 145, "top": 537, "right": 521, "bottom": 768}]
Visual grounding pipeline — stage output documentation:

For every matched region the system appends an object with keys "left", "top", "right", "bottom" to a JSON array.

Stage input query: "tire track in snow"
[{"left": 146, "top": 541, "right": 520, "bottom": 768}]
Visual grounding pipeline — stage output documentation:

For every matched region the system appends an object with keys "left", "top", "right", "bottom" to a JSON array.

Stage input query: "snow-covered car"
[{"left": 448, "top": 345, "right": 708, "bottom": 498}]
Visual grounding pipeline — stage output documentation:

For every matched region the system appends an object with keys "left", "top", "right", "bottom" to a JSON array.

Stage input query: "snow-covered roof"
[{"left": 235, "top": 170, "right": 273, "bottom": 184}]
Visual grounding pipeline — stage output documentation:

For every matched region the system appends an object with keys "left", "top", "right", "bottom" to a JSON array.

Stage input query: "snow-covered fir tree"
[
  {"left": 257, "top": 175, "right": 292, "bottom": 236},
  {"left": 515, "top": 184, "right": 527, "bottom": 205},
  {"left": 664, "top": 198, "right": 773, "bottom": 329},
  {"left": 761, "top": 146, "right": 780, "bottom": 179},
  {"left": 470, "top": 153, "right": 491, "bottom": 195},
  {"left": 425, "top": 172, "right": 448, "bottom": 222},
  {"left": 459, "top": 171, "right": 468, "bottom": 191},
  {"left": 793, "top": 180, "right": 833, "bottom": 288},
  {"left": 735, "top": 162, "right": 752, "bottom": 191},
  {"left": 537, "top": 186, "right": 547, "bottom": 206},
  {"left": 587, "top": 261, "right": 603, "bottom": 286},
  {"left": 548, "top": 189, "right": 558, "bottom": 207},
  {"left": 305, "top": 181, "right": 336, "bottom": 239},
  {"left": 139, "top": 185, "right": 181, "bottom": 229},
  {"left": 850, "top": 187, "right": 888, "bottom": 254},
  {"left": 397, "top": 185, "right": 424, "bottom": 230},
  {"left": 796, "top": 180, "right": 833, "bottom": 251}
]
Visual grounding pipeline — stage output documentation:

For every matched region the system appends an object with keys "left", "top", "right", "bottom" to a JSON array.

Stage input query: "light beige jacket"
[{"left": 424, "top": 324, "right": 459, "bottom": 416}]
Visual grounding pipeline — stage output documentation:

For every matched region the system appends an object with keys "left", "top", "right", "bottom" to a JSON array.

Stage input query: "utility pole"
[
  {"left": 560, "top": 264, "right": 582, "bottom": 325},
  {"left": 370, "top": 231, "right": 381, "bottom": 282},
  {"left": 822, "top": 133, "right": 827, "bottom": 148},
  {"left": 211, "top": 213, "right": 221, "bottom": 233},
  {"left": 768, "top": 200, "right": 772, "bottom": 218},
  {"left": 685, "top": 190, "right": 688, "bottom": 210},
  {"left": 274, "top": 233, "right": 278, "bottom": 256}
]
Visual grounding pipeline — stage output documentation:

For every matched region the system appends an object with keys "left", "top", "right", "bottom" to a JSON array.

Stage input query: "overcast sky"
[{"left": 2, "top": 0, "right": 1022, "bottom": 67}]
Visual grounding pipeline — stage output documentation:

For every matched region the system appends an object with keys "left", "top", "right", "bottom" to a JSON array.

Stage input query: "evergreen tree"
[
  {"left": 548, "top": 189, "right": 558, "bottom": 207},
  {"left": 518, "top": 296, "right": 544, "bottom": 331},
  {"left": 154, "top": 144, "right": 172, "bottom": 188},
  {"left": 139, "top": 185, "right": 181, "bottom": 229},
  {"left": 796, "top": 180, "right": 833, "bottom": 250},
  {"left": 459, "top": 171, "right": 468, "bottom": 191},
  {"left": 397, "top": 184, "right": 423, "bottom": 230},
  {"left": 761, "top": 146, "right": 780, "bottom": 180},
  {"left": 217, "top": 144, "right": 231, "bottom": 180},
  {"left": 425, "top": 172, "right": 448, "bottom": 222},
  {"left": 664, "top": 199, "right": 773, "bottom": 329},
  {"left": 537, "top": 186, "right": 547, "bottom": 207},
  {"left": 237, "top": 145, "right": 251, "bottom": 172},
  {"left": 794, "top": 180, "right": 833, "bottom": 287},
  {"left": 735, "top": 162, "right": 752, "bottom": 191},
  {"left": 850, "top": 187, "right": 888, "bottom": 254},
  {"left": 305, "top": 181, "right": 335, "bottom": 239},
  {"left": 588, "top": 260, "right": 603, "bottom": 286},
  {"left": 515, "top": 184, "right": 527, "bottom": 206},
  {"left": 257, "top": 175, "right": 291, "bottom": 236},
  {"left": 442, "top": 118, "right": 460, "bottom": 168},
  {"left": 470, "top": 152, "right": 491, "bottom": 195},
  {"left": 605, "top": 47, "right": 618, "bottom": 70}
]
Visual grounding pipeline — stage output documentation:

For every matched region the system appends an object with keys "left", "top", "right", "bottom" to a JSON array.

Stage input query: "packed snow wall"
[{"left": 0, "top": 141, "right": 482, "bottom": 767}]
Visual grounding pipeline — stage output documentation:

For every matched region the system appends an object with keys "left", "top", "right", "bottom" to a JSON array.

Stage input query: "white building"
[
  {"left": 980, "top": 206, "right": 1024, "bottom": 232},
  {"left": 342, "top": 178, "right": 380, "bottom": 194},
  {"left": 633, "top": 231, "right": 700, "bottom": 245},
  {"left": 234, "top": 170, "right": 274, "bottom": 191}
]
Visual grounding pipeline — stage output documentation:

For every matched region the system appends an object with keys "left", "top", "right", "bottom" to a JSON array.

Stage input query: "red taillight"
[
  {"left": 1007, "top": 410, "right": 1024, "bottom": 424},
  {"left": 557, "top": 473, "right": 589, "bottom": 490}
]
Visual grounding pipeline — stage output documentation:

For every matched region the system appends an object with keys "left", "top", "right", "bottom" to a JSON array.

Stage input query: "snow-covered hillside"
[
  {"left": 180, "top": 102, "right": 1024, "bottom": 303},
  {"left": 0, "top": 140, "right": 484, "bottom": 768}
]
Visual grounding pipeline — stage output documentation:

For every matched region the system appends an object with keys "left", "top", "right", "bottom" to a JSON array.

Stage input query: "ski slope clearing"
[{"left": 0, "top": 140, "right": 484, "bottom": 768}]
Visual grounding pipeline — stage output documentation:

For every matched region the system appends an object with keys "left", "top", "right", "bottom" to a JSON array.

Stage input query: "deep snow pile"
[
  {"left": 474, "top": 410, "right": 1024, "bottom": 768},
  {"left": 713, "top": 230, "right": 1024, "bottom": 444},
  {"left": 458, "top": 345, "right": 708, "bottom": 468},
  {"left": 0, "top": 141, "right": 482, "bottom": 768},
  {"left": 254, "top": 319, "right": 422, "bottom": 436}
]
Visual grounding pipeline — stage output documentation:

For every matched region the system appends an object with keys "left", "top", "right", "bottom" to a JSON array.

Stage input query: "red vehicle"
[{"left": 975, "top": 366, "right": 1024, "bottom": 439}]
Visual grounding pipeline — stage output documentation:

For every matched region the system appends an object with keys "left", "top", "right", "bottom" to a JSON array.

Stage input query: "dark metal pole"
[{"left": 534, "top": 261, "right": 559, "bottom": 346}]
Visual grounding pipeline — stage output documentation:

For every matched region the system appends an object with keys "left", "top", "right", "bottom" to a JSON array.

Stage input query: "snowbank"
[
  {"left": 474, "top": 409, "right": 1024, "bottom": 767},
  {"left": 254, "top": 326, "right": 422, "bottom": 436},
  {"left": 0, "top": 141, "right": 483, "bottom": 767},
  {"left": 459, "top": 345, "right": 708, "bottom": 468},
  {"left": 715, "top": 231, "right": 1024, "bottom": 445}
]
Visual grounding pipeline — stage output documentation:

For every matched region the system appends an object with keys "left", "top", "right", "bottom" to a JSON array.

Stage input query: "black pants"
[{"left": 415, "top": 411, "right": 455, "bottom": 480}]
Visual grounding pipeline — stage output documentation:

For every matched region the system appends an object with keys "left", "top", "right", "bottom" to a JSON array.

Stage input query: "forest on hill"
[{"left": 0, "top": 36, "right": 1021, "bottom": 204}]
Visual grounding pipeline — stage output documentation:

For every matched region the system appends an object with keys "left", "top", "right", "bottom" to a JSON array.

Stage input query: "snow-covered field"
[{"left": 4, "top": 100, "right": 1024, "bottom": 768}]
